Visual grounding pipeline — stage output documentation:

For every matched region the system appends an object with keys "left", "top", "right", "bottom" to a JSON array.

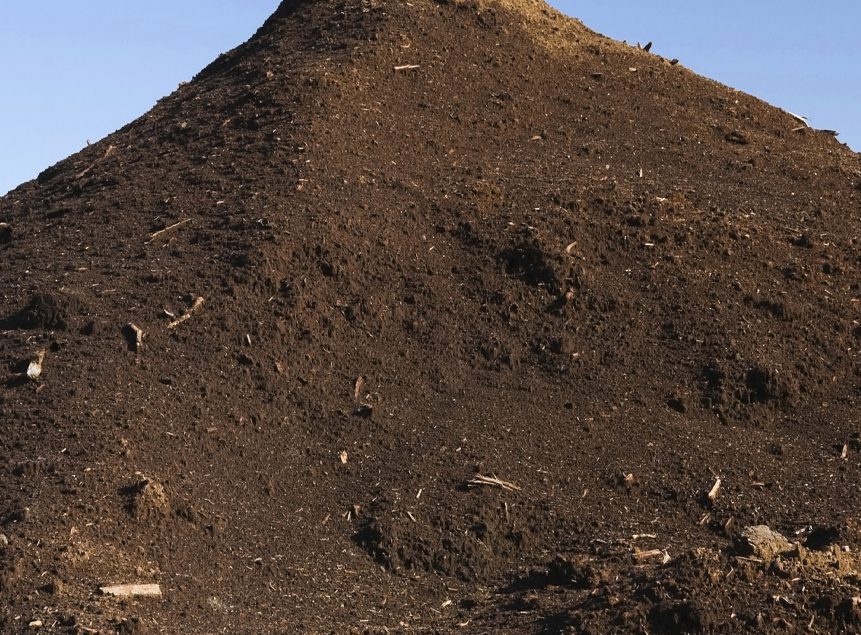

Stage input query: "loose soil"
[{"left": 2, "top": 0, "right": 861, "bottom": 632}]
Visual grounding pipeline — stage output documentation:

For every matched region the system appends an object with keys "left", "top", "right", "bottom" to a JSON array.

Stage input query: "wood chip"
[
  {"left": 125, "top": 323, "right": 144, "bottom": 352},
  {"left": 100, "top": 583, "right": 162, "bottom": 597},
  {"left": 339, "top": 451, "right": 349, "bottom": 464},
  {"left": 467, "top": 474, "right": 521, "bottom": 492},
  {"left": 353, "top": 375, "right": 366, "bottom": 402},
  {"left": 707, "top": 477, "right": 722, "bottom": 503}
]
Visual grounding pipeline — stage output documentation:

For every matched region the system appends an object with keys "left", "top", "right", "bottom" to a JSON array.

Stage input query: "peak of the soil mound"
[{"left": 2, "top": 1, "right": 861, "bottom": 632}]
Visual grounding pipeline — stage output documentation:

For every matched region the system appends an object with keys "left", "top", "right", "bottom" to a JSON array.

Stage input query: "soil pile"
[{"left": 2, "top": 0, "right": 861, "bottom": 632}]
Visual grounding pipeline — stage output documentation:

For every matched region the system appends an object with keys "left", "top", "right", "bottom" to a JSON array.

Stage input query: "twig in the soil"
[
  {"left": 100, "top": 583, "right": 162, "bottom": 597},
  {"left": 167, "top": 296, "right": 205, "bottom": 329},
  {"left": 75, "top": 145, "right": 115, "bottom": 179},
  {"left": 841, "top": 444, "right": 849, "bottom": 459},
  {"left": 707, "top": 477, "right": 722, "bottom": 503},
  {"left": 394, "top": 64, "right": 420, "bottom": 71},
  {"left": 467, "top": 474, "right": 521, "bottom": 492},
  {"left": 146, "top": 218, "right": 191, "bottom": 243},
  {"left": 353, "top": 375, "right": 366, "bottom": 402}
]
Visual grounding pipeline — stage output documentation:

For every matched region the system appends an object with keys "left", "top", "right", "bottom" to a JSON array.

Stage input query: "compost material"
[{"left": 2, "top": 0, "right": 861, "bottom": 632}]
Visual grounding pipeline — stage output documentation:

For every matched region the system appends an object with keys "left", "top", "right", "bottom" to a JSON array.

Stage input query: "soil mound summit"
[{"left": 2, "top": 0, "right": 861, "bottom": 631}]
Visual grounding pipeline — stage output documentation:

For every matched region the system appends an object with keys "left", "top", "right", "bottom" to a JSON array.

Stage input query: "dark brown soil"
[{"left": 2, "top": 0, "right": 861, "bottom": 632}]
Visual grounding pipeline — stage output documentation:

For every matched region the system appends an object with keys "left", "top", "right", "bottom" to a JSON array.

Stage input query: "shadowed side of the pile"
[{"left": 1, "top": 0, "right": 861, "bottom": 632}]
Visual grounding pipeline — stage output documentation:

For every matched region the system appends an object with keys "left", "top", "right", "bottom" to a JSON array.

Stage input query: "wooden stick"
[
  {"left": 467, "top": 474, "right": 521, "bottom": 492},
  {"left": 100, "top": 583, "right": 162, "bottom": 597},
  {"left": 394, "top": 64, "right": 420, "bottom": 71},
  {"left": 786, "top": 111, "right": 809, "bottom": 127},
  {"left": 75, "top": 145, "right": 115, "bottom": 179},
  {"left": 633, "top": 549, "right": 665, "bottom": 562},
  {"left": 167, "top": 297, "right": 205, "bottom": 329},
  {"left": 146, "top": 218, "right": 191, "bottom": 243}
]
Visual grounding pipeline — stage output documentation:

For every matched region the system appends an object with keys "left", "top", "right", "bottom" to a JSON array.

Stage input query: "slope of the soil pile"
[{"left": 2, "top": 0, "right": 861, "bottom": 632}]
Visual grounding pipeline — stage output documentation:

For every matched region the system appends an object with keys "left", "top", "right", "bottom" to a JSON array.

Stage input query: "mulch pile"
[{"left": 2, "top": 0, "right": 861, "bottom": 632}]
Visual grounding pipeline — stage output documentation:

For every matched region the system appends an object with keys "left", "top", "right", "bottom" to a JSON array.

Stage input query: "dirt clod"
[{"left": 736, "top": 525, "right": 792, "bottom": 560}]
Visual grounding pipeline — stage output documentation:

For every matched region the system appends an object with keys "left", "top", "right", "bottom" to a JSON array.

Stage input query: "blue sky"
[{"left": 0, "top": 1, "right": 858, "bottom": 195}]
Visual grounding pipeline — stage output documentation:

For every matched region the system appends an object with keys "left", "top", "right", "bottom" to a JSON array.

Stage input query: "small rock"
[
  {"left": 0, "top": 533, "right": 8, "bottom": 546},
  {"left": 26, "top": 350, "right": 46, "bottom": 381},
  {"left": 736, "top": 525, "right": 792, "bottom": 560}
]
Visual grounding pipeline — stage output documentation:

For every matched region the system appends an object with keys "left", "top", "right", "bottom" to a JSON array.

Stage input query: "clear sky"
[{"left": 1, "top": 1, "right": 858, "bottom": 196}]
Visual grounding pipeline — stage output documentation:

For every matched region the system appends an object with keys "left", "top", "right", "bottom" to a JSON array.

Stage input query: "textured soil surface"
[{"left": 2, "top": 0, "right": 861, "bottom": 632}]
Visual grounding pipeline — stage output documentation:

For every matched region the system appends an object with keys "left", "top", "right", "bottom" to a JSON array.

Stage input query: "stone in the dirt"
[{"left": 736, "top": 525, "right": 792, "bottom": 560}]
